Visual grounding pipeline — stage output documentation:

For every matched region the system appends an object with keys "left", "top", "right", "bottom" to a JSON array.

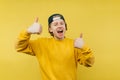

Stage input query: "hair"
[{"left": 48, "top": 13, "right": 67, "bottom": 36}]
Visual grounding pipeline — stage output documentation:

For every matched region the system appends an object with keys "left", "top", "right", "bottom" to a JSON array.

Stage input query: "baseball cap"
[{"left": 48, "top": 13, "right": 66, "bottom": 26}]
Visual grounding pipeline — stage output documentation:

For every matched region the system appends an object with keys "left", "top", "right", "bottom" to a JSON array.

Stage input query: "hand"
[
  {"left": 27, "top": 17, "right": 42, "bottom": 34},
  {"left": 74, "top": 33, "right": 84, "bottom": 48}
]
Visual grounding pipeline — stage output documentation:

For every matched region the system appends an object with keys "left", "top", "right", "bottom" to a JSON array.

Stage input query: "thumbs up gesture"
[
  {"left": 27, "top": 17, "right": 42, "bottom": 34},
  {"left": 74, "top": 33, "right": 84, "bottom": 48}
]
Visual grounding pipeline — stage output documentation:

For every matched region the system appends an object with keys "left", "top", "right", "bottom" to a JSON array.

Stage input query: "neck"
[{"left": 54, "top": 36, "right": 65, "bottom": 40}]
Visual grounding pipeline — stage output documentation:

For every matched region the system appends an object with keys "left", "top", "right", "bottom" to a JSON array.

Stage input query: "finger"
[
  {"left": 35, "top": 17, "right": 39, "bottom": 23},
  {"left": 80, "top": 33, "right": 83, "bottom": 38}
]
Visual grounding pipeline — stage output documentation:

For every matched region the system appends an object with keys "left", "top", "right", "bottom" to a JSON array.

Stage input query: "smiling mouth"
[{"left": 57, "top": 30, "right": 63, "bottom": 33}]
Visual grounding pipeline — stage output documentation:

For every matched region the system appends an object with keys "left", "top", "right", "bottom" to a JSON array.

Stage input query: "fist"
[
  {"left": 74, "top": 33, "right": 84, "bottom": 48},
  {"left": 27, "top": 17, "right": 42, "bottom": 34}
]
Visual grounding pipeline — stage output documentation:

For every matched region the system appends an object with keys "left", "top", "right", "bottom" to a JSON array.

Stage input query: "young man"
[{"left": 15, "top": 14, "right": 94, "bottom": 80}]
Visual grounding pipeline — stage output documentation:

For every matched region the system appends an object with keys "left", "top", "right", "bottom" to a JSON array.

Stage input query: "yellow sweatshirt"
[{"left": 15, "top": 31, "right": 94, "bottom": 80}]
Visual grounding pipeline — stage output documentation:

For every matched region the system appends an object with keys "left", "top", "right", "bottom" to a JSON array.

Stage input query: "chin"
[{"left": 58, "top": 36, "right": 65, "bottom": 40}]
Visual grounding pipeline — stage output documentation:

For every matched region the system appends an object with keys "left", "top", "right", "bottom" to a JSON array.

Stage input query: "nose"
[{"left": 57, "top": 26, "right": 64, "bottom": 30}]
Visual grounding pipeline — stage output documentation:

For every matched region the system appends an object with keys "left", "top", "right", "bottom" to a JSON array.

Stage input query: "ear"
[{"left": 49, "top": 27, "right": 53, "bottom": 32}]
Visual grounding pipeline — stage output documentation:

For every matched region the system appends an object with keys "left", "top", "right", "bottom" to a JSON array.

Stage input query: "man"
[{"left": 15, "top": 13, "right": 94, "bottom": 80}]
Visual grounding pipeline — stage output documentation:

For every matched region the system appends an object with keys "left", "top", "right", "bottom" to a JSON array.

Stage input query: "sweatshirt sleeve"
[
  {"left": 15, "top": 30, "right": 35, "bottom": 56},
  {"left": 74, "top": 46, "right": 95, "bottom": 67}
]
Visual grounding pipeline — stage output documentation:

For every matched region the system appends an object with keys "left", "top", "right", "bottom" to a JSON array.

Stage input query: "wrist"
[{"left": 25, "top": 30, "right": 32, "bottom": 36}]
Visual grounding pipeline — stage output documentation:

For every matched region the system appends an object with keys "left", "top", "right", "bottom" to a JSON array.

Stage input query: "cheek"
[
  {"left": 50, "top": 26, "right": 57, "bottom": 32},
  {"left": 62, "top": 26, "right": 66, "bottom": 31},
  {"left": 52, "top": 27, "right": 57, "bottom": 31}
]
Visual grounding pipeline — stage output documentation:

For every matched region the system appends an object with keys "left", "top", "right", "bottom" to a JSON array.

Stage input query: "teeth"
[
  {"left": 57, "top": 30, "right": 63, "bottom": 33},
  {"left": 57, "top": 30, "right": 62, "bottom": 31},
  {"left": 59, "top": 30, "right": 62, "bottom": 31}
]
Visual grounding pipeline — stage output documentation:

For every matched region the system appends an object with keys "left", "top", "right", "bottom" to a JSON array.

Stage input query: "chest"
[{"left": 46, "top": 41, "right": 74, "bottom": 62}]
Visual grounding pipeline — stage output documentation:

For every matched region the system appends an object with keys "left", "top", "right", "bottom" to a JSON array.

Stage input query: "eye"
[
  {"left": 53, "top": 22, "right": 58, "bottom": 26},
  {"left": 60, "top": 22, "right": 65, "bottom": 25}
]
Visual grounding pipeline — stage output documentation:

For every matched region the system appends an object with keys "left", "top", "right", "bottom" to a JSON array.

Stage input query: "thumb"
[
  {"left": 35, "top": 17, "right": 39, "bottom": 23},
  {"left": 80, "top": 33, "right": 83, "bottom": 38}
]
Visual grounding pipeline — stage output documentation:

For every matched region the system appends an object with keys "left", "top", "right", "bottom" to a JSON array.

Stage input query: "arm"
[
  {"left": 74, "top": 46, "right": 95, "bottom": 67},
  {"left": 15, "top": 18, "right": 42, "bottom": 55},
  {"left": 15, "top": 30, "right": 35, "bottom": 55},
  {"left": 74, "top": 33, "right": 95, "bottom": 67}
]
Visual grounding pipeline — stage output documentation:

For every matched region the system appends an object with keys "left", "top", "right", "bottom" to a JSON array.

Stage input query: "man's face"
[{"left": 49, "top": 17, "right": 66, "bottom": 40}]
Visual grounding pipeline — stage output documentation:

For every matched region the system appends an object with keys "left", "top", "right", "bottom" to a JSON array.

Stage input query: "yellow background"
[{"left": 0, "top": 0, "right": 120, "bottom": 80}]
